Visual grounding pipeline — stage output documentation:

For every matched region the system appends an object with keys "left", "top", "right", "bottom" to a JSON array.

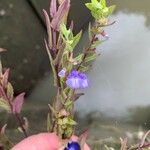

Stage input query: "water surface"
[{"left": 76, "top": 0, "right": 150, "bottom": 118}]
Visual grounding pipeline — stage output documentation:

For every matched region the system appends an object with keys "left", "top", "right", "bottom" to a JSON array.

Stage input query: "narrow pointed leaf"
[
  {"left": 79, "top": 65, "right": 89, "bottom": 72},
  {"left": 23, "top": 117, "right": 29, "bottom": 131},
  {"left": 71, "top": 30, "right": 82, "bottom": 49},
  {"left": 74, "top": 54, "right": 84, "bottom": 64},
  {"left": 84, "top": 53, "right": 97, "bottom": 63},
  {"left": 108, "top": 5, "right": 116, "bottom": 16},
  {"left": 91, "top": 40, "right": 103, "bottom": 49},
  {"left": 51, "top": 0, "right": 70, "bottom": 31},
  {"left": 78, "top": 130, "right": 88, "bottom": 149},
  {"left": 0, "top": 124, "right": 7, "bottom": 135},
  {"left": 67, "top": 118, "right": 77, "bottom": 125},
  {"left": 47, "top": 113, "right": 51, "bottom": 132},
  {"left": 50, "top": 0, "right": 57, "bottom": 18},
  {"left": 7, "top": 82, "right": 14, "bottom": 100},
  {"left": 43, "top": 9, "right": 52, "bottom": 48},
  {"left": 73, "top": 93, "right": 84, "bottom": 101},
  {"left": 88, "top": 22, "right": 92, "bottom": 41},
  {"left": 12, "top": 93, "right": 25, "bottom": 114},
  {"left": 48, "top": 104, "right": 57, "bottom": 116}
]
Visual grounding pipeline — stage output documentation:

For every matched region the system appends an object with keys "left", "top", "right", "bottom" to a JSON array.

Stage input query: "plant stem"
[
  {"left": 1, "top": 85, "right": 28, "bottom": 138},
  {"left": 77, "top": 34, "right": 96, "bottom": 70},
  {"left": 129, "top": 143, "right": 150, "bottom": 150},
  {"left": 52, "top": 28, "right": 57, "bottom": 52}
]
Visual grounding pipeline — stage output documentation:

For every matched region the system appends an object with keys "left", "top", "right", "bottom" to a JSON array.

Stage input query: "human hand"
[{"left": 11, "top": 132, "right": 90, "bottom": 150}]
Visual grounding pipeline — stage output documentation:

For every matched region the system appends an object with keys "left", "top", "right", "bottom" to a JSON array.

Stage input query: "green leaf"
[
  {"left": 62, "top": 118, "right": 68, "bottom": 124},
  {"left": 88, "top": 22, "right": 92, "bottom": 41},
  {"left": 74, "top": 54, "right": 84, "bottom": 64},
  {"left": 71, "top": 30, "right": 82, "bottom": 49},
  {"left": 84, "top": 53, "right": 97, "bottom": 63},
  {"left": 67, "top": 118, "right": 77, "bottom": 125},
  {"left": 58, "top": 119, "right": 63, "bottom": 125},
  {"left": 108, "top": 5, "right": 116, "bottom": 16},
  {"left": 48, "top": 104, "right": 57, "bottom": 117},
  {"left": 0, "top": 98, "right": 11, "bottom": 112},
  {"left": 17, "top": 127, "right": 24, "bottom": 133},
  {"left": 79, "top": 65, "right": 89, "bottom": 72},
  {"left": 65, "top": 126, "right": 73, "bottom": 138},
  {"left": 103, "top": 7, "right": 109, "bottom": 13},
  {"left": 7, "top": 82, "right": 14, "bottom": 100},
  {"left": 60, "top": 23, "right": 71, "bottom": 40},
  {"left": 60, "top": 23, "right": 81, "bottom": 52},
  {"left": 85, "top": 3, "right": 93, "bottom": 11},
  {"left": 65, "top": 100, "right": 73, "bottom": 110},
  {"left": 64, "top": 87, "right": 70, "bottom": 95},
  {"left": 86, "top": 0, "right": 115, "bottom": 19},
  {"left": 47, "top": 113, "right": 51, "bottom": 132},
  {"left": 103, "top": 5, "right": 116, "bottom": 17},
  {"left": 100, "top": 0, "right": 106, "bottom": 7},
  {"left": 65, "top": 41, "right": 73, "bottom": 52},
  {"left": 91, "top": 40, "right": 103, "bottom": 49}
]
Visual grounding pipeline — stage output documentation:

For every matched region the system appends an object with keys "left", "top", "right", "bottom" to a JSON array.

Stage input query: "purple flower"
[
  {"left": 66, "top": 70, "right": 89, "bottom": 89},
  {"left": 58, "top": 68, "right": 66, "bottom": 77}
]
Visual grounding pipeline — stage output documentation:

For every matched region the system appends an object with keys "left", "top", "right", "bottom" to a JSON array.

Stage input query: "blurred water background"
[{"left": 0, "top": 0, "right": 150, "bottom": 148}]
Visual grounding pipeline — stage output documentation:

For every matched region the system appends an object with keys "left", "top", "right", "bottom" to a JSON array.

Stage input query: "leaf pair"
[
  {"left": 0, "top": 68, "right": 25, "bottom": 114},
  {"left": 60, "top": 24, "right": 82, "bottom": 52}
]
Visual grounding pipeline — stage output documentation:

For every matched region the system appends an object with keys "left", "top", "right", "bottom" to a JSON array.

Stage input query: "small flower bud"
[{"left": 58, "top": 68, "right": 66, "bottom": 78}]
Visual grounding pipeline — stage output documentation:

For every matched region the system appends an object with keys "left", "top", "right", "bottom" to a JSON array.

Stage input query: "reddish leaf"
[
  {"left": 43, "top": 9, "right": 52, "bottom": 48},
  {"left": 50, "top": 0, "right": 57, "bottom": 18},
  {"left": 12, "top": 93, "right": 25, "bottom": 114},
  {"left": 78, "top": 130, "right": 88, "bottom": 149},
  {"left": 51, "top": 0, "right": 70, "bottom": 31},
  {"left": 69, "top": 20, "right": 74, "bottom": 31},
  {"left": 0, "top": 124, "right": 7, "bottom": 134},
  {"left": 0, "top": 85, "right": 4, "bottom": 98}
]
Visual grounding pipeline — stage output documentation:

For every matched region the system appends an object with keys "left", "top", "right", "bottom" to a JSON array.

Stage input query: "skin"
[{"left": 11, "top": 133, "right": 90, "bottom": 150}]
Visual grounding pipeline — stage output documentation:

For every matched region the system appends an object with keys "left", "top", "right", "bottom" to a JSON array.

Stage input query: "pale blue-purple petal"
[{"left": 66, "top": 70, "right": 89, "bottom": 89}]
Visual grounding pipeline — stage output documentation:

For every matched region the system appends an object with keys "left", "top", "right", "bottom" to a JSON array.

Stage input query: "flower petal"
[{"left": 66, "top": 70, "right": 89, "bottom": 89}]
